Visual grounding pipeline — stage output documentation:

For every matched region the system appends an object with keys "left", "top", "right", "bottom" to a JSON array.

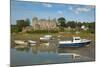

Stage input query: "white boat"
[
  {"left": 29, "top": 44, "right": 36, "bottom": 46},
  {"left": 28, "top": 40, "right": 37, "bottom": 46},
  {"left": 58, "top": 37, "right": 91, "bottom": 47},
  {"left": 14, "top": 40, "right": 28, "bottom": 45},
  {"left": 40, "top": 35, "right": 52, "bottom": 41},
  {"left": 28, "top": 40, "right": 37, "bottom": 44}
]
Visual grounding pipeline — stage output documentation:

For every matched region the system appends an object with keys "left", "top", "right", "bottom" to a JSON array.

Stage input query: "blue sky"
[{"left": 11, "top": 0, "right": 95, "bottom": 24}]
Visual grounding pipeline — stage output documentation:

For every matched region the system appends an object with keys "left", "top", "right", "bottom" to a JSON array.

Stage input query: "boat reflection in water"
[
  {"left": 31, "top": 43, "right": 58, "bottom": 54},
  {"left": 15, "top": 46, "right": 30, "bottom": 52},
  {"left": 11, "top": 41, "right": 94, "bottom": 66}
]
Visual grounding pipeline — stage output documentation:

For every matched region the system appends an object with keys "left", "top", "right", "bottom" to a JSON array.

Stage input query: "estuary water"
[{"left": 11, "top": 42, "right": 95, "bottom": 66}]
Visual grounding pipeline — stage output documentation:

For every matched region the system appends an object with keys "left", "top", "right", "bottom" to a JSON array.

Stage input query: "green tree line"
[
  {"left": 11, "top": 18, "right": 30, "bottom": 33},
  {"left": 11, "top": 17, "right": 95, "bottom": 33}
]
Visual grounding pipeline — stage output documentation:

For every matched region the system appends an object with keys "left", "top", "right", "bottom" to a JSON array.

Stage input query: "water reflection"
[
  {"left": 16, "top": 47, "right": 30, "bottom": 52},
  {"left": 12, "top": 42, "right": 58, "bottom": 54},
  {"left": 12, "top": 42, "right": 81, "bottom": 54},
  {"left": 11, "top": 41, "right": 95, "bottom": 66}
]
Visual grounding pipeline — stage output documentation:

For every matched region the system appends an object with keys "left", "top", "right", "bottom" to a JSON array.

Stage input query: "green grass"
[
  {"left": 11, "top": 30, "right": 95, "bottom": 41},
  {"left": 11, "top": 32, "right": 59, "bottom": 41}
]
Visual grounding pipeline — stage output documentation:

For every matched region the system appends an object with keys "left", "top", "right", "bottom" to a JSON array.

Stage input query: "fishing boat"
[{"left": 58, "top": 37, "right": 91, "bottom": 48}]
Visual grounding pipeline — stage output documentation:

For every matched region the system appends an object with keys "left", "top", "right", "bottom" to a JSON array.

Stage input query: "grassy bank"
[{"left": 11, "top": 31, "right": 95, "bottom": 41}]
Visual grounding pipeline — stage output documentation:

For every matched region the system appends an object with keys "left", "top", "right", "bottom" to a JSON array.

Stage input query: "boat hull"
[{"left": 58, "top": 41, "right": 91, "bottom": 48}]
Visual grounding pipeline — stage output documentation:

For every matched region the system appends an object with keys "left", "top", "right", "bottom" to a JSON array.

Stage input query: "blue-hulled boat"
[{"left": 58, "top": 37, "right": 91, "bottom": 48}]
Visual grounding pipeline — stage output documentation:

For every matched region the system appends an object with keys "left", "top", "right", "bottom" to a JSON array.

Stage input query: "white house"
[{"left": 81, "top": 25, "right": 88, "bottom": 30}]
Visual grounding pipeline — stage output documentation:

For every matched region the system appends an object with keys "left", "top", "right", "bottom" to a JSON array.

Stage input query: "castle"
[{"left": 32, "top": 17, "right": 57, "bottom": 30}]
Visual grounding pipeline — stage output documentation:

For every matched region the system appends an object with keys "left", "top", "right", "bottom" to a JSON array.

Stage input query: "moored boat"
[
  {"left": 28, "top": 40, "right": 37, "bottom": 46},
  {"left": 14, "top": 40, "right": 28, "bottom": 45},
  {"left": 58, "top": 37, "right": 91, "bottom": 48},
  {"left": 28, "top": 40, "right": 37, "bottom": 44},
  {"left": 40, "top": 35, "right": 52, "bottom": 41}
]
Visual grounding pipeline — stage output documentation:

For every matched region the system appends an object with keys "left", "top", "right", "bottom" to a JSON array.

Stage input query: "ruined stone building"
[{"left": 32, "top": 17, "right": 57, "bottom": 30}]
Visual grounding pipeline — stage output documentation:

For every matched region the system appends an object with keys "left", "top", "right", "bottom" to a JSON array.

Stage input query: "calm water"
[{"left": 11, "top": 41, "right": 95, "bottom": 66}]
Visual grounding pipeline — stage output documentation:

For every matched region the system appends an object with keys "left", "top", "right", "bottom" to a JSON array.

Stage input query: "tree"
[
  {"left": 25, "top": 18, "right": 30, "bottom": 26},
  {"left": 77, "top": 22, "right": 82, "bottom": 28},
  {"left": 58, "top": 17, "right": 66, "bottom": 27},
  {"left": 66, "top": 21, "right": 76, "bottom": 28},
  {"left": 11, "top": 25, "right": 21, "bottom": 33},
  {"left": 88, "top": 22, "right": 95, "bottom": 33},
  {"left": 16, "top": 19, "right": 30, "bottom": 31}
]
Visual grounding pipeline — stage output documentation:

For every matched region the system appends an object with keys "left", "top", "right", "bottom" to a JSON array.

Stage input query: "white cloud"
[
  {"left": 42, "top": 3, "right": 52, "bottom": 7},
  {"left": 58, "top": 11, "right": 63, "bottom": 14},
  {"left": 76, "top": 7, "right": 90, "bottom": 12},
  {"left": 75, "top": 7, "right": 91, "bottom": 14},
  {"left": 69, "top": 5, "right": 95, "bottom": 14},
  {"left": 57, "top": 10, "right": 64, "bottom": 17}
]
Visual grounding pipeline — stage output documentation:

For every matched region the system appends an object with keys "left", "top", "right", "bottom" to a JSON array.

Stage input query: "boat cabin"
[{"left": 73, "top": 37, "right": 81, "bottom": 43}]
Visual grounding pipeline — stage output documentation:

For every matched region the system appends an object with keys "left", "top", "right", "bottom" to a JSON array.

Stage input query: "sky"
[{"left": 11, "top": 0, "right": 95, "bottom": 24}]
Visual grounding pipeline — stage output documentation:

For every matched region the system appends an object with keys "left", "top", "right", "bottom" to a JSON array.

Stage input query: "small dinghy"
[
  {"left": 28, "top": 40, "right": 37, "bottom": 46},
  {"left": 28, "top": 40, "right": 36, "bottom": 44},
  {"left": 58, "top": 37, "right": 91, "bottom": 48},
  {"left": 14, "top": 40, "right": 28, "bottom": 45},
  {"left": 40, "top": 35, "right": 52, "bottom": 41}
]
